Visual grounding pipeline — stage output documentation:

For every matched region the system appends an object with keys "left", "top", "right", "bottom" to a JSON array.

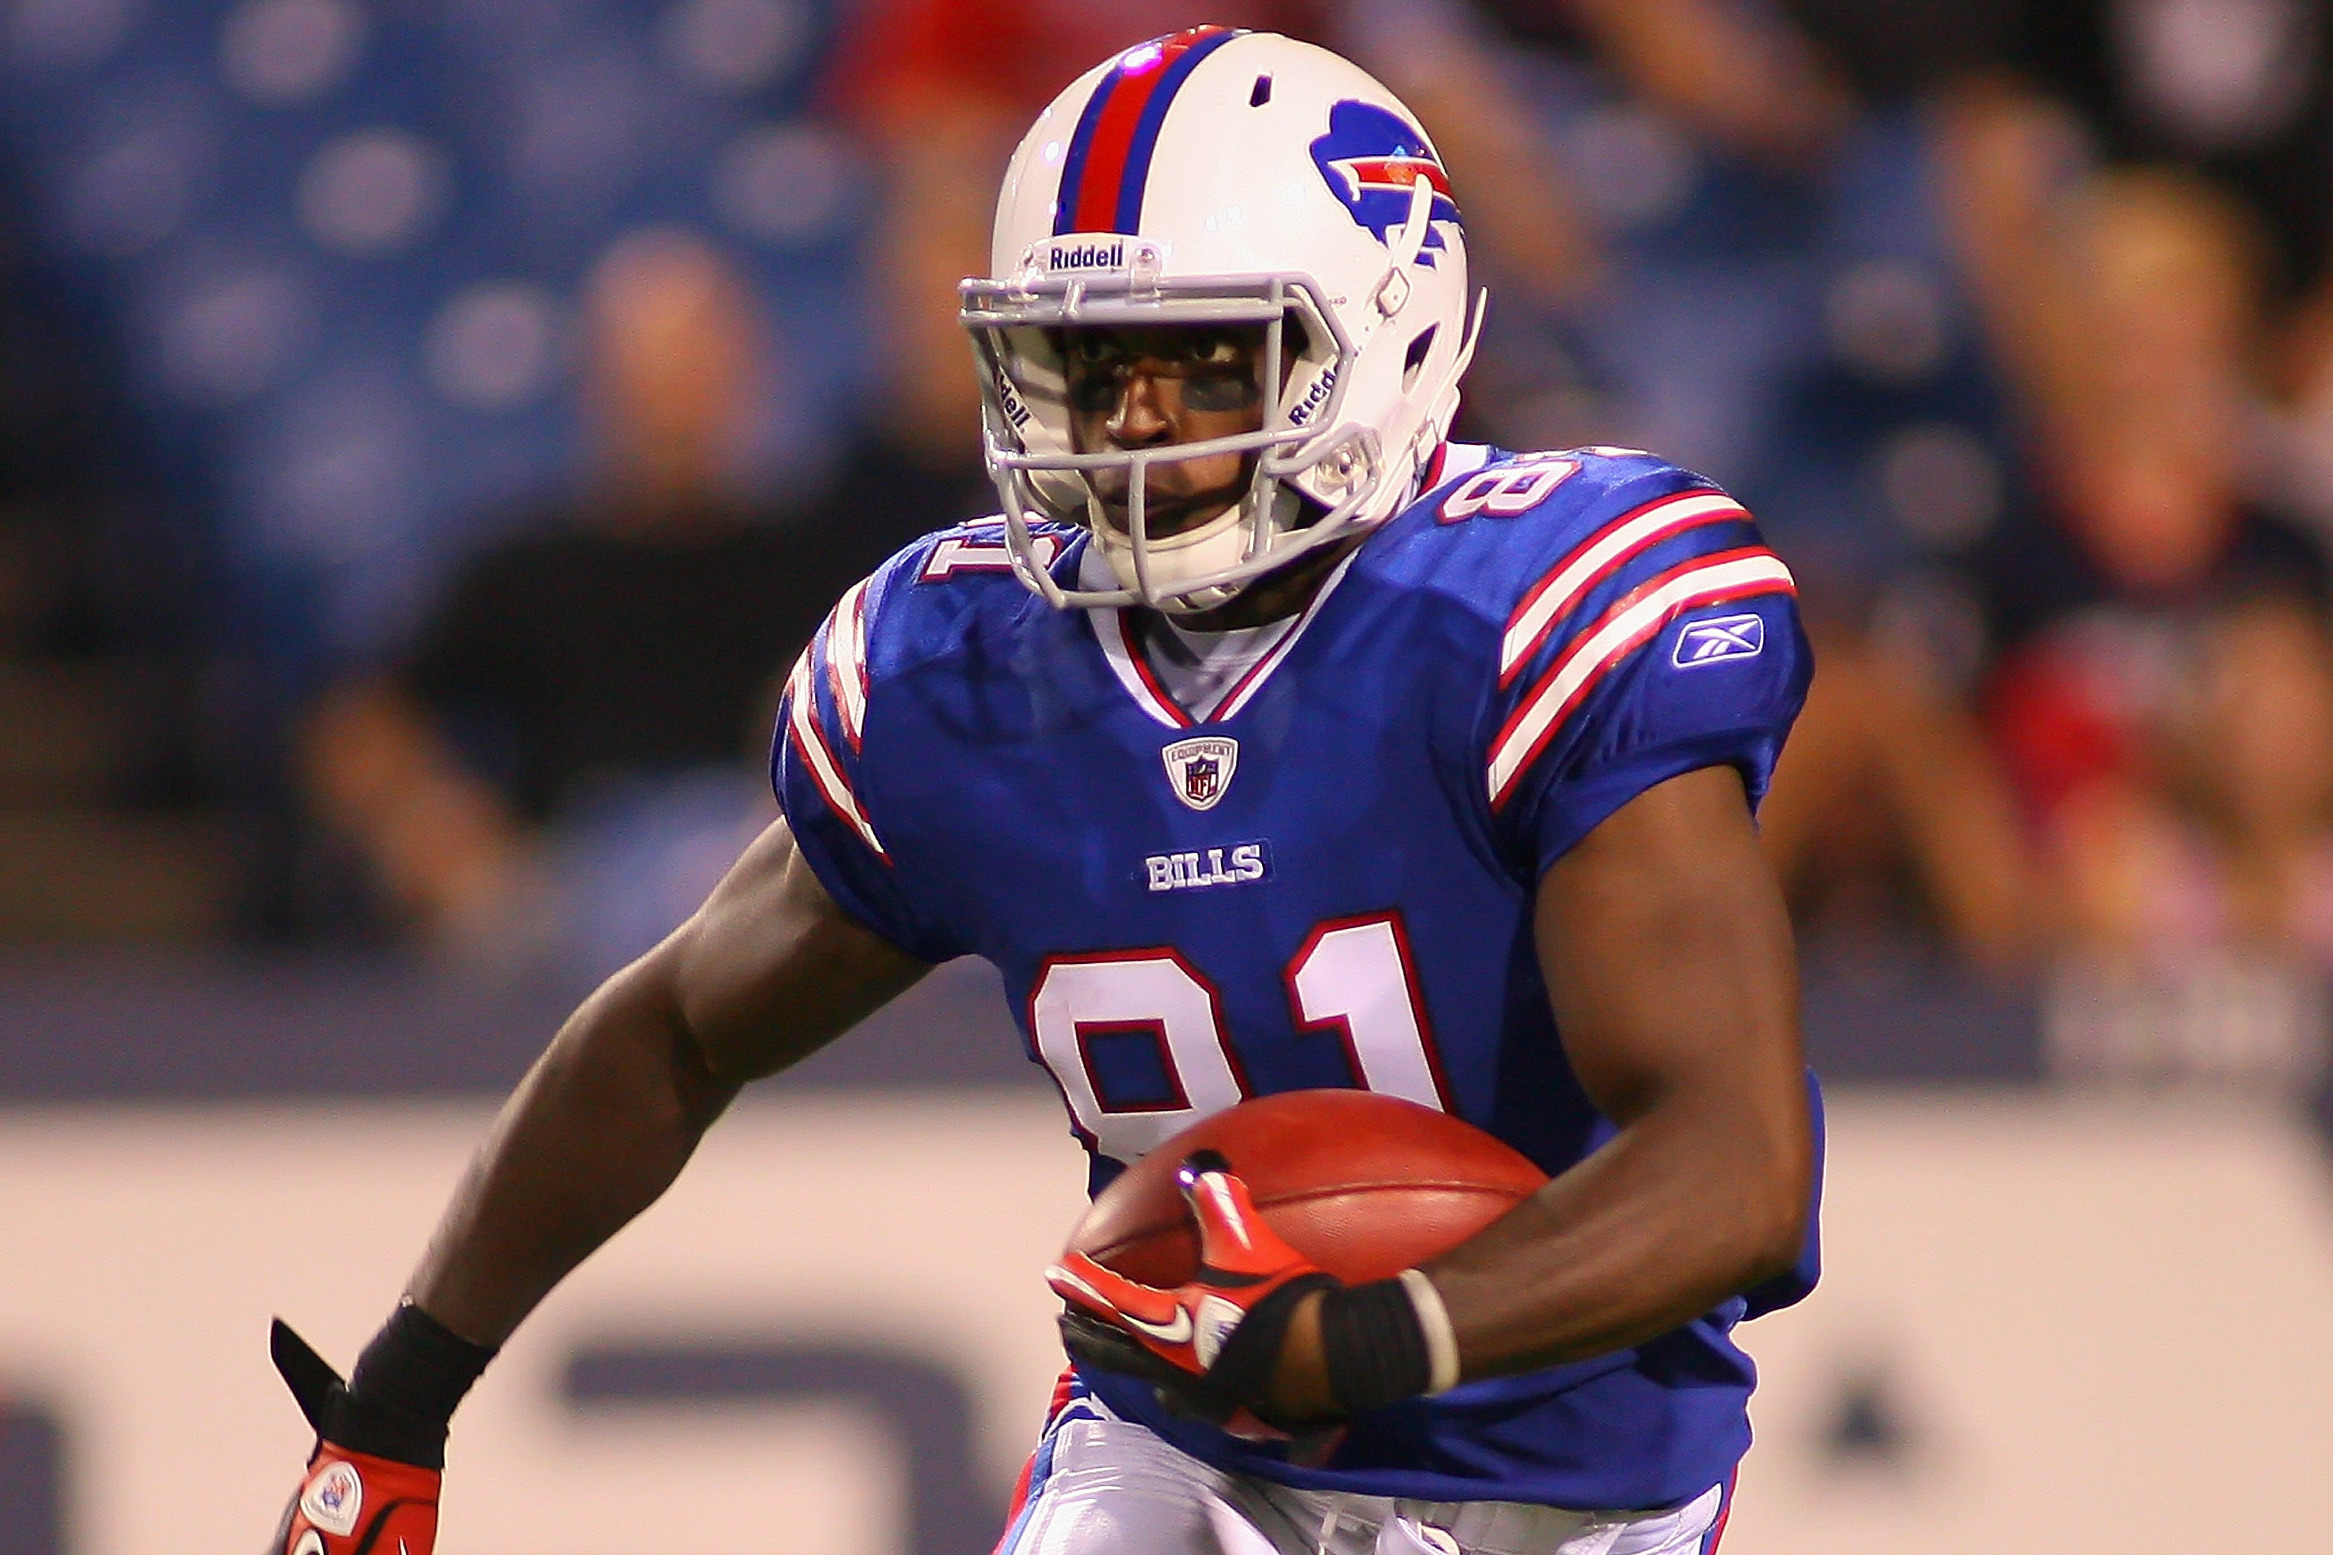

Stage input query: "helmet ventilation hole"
[
  {"left": 1403, "top": 325, "right": 1438, "bottom": 388},
  {"left": 1250, "top": 75, "right": 1272, "bottom": 106}
]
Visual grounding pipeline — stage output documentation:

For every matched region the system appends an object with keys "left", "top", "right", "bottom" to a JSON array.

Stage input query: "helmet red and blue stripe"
[{"left": 1053, "top": 26, "right": 1243, "bottom": 236}]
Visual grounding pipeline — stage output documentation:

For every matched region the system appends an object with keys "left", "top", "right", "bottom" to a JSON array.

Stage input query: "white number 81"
[{"left": 1028, "top": 912, "right": 1451, "bottom": 1164}]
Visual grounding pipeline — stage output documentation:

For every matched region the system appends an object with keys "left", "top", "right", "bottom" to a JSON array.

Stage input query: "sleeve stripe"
[
  {"left": 1487, "top": 549, "right": 1795, "bottom": 811},
  {"left": 786, "top": 651, "right": 890, "bottom": 861},
  {"left": 1498, "top": 490, "right": 1747, "bottom": 687},
  {"left": 825, "top": 578, "right": 874, "bottom": 752}
]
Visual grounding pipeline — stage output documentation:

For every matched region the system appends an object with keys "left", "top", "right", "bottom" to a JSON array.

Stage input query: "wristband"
[
  {"left": 1317, "top": 1269, "right": 1463, "bottom": 1416},
  {"left": 1397, "top": 1268, "right": 1462, "bottom": 1395},
  {"left": 328, "top": 1301, "right": 498, "bottom": 1468}
]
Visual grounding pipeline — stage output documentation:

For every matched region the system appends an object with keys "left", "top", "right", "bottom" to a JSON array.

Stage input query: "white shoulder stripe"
[
  {"left": 1499, "top": 490, "right": 1746, "bottom": 684},
  {"left": 1488, "top": 551, "right": 1794, "bottom": 809},
  {"left": 786, "top": 651, "right": 888, "bottom": 859},
  {"left": 827, "top": 577, "right": 874, "bottom": 751}
]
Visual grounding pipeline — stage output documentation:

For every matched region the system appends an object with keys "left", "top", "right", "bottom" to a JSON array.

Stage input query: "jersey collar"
[{"left": 1085, "top": 545, "right": 1360, "bottom": 729}]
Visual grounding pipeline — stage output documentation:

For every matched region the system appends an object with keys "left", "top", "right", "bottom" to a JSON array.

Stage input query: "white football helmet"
[{"left": 961, "top": 27, "right": 1482, "bottom": 613}]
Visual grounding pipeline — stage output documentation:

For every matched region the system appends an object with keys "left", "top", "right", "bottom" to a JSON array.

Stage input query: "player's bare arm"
[
  {"left": 1430, "top": 763, "right": 1808, "bottom": 1362},
  {"left": 265, "top": 818, "right": 923, "bottom": 1554},
  {"left": 1258, "top": 763, "right": 1808, "bottom": 1420},
  {"left": 411, "top": 816, "right": 929, "bottom": 1345}
]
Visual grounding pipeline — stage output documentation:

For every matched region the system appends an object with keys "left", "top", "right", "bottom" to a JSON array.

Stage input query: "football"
[{"left": 1065, "top": 1089, "right": 1549, "bottom": 1287}]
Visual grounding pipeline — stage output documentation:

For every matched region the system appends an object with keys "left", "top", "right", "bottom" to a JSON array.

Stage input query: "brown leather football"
[{"left": 1066, "top": 1089, "right": 1548, "bottom": 1286}]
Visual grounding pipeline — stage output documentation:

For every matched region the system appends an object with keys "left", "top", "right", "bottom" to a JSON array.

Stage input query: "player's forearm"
[
  {"left": 400, "top": 821, "right": 931, "bottom": 1346},
  {"left": 1426, "top": 764, "right": 1811, "bottom": 1377},
  {"left": 1418, "top": 1084, "right": 1811, "bottom": 1378},
  {"left": 406, "top": 948, "right": 739, "bottom": 1346},
  {"left": 1255, "top": 1085, "right": 1807, "bottom": 1422}
]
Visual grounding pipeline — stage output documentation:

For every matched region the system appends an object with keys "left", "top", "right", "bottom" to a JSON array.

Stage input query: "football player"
[{"left": 270, "top": 29, "right": 1817, "bottom": 1555}]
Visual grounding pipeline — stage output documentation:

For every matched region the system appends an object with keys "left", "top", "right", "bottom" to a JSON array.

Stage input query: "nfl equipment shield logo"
[
  {"left": 299, "top": 1460, "right": 363, "bottom": 1537},
  {"left": 1161, "top": 736, "right": 1238, "bottom": 811}
]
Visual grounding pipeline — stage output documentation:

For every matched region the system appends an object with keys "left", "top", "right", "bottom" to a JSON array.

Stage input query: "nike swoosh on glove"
[
  {"left": 268, "top": 1321, "right": 442, "bottom": 1555},
  {"left": 1046, "top": 1151, "right": 1337, "bottom": 1438}
]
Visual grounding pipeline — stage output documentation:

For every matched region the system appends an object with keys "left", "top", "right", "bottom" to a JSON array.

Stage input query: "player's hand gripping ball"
[
  {"left": 268, "top": 1322, "right": 443, "bottom": 1555},
  {"left": 1048, "top": 1090, "right": 1547, "bottom": 1432},
  {"left": 1051, "top": 1149, "right": 1338, "bottom": 1436}
]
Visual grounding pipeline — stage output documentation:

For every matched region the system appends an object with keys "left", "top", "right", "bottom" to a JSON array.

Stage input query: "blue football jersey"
[{"left": 773, "top": 445, "right": 1820, "bottom": 1512}]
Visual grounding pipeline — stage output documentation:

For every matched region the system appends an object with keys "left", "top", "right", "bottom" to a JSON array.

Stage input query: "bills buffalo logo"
[
  {"left": 1161, "top": 735, "right": 1238, "bottom": 812},
  {"left": 1309, "top": 100, "right": 1461, "bottom": 265}
]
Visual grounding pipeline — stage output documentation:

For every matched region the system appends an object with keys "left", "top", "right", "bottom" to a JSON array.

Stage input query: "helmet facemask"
[{"left": 965, "top": 262, "right": 1396, "bottom": 614}]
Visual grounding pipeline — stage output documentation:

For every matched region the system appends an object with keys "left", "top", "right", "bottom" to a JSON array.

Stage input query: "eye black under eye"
[
  {"left": 1180, "top": 370, "right": 1259, "bottom": 412},
  {"left": 1066, "top": 373, "right": 1120, "bottom": 412}
]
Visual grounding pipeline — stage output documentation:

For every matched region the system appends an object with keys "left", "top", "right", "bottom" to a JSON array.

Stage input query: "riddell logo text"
[
  {"left": 1288, "top": 366, "right": 1337, "bottom": 427},
  {"left": 992, "top": 364, "right": 1033, "bottom": 428},
  {"left": 1047, "top": 240, "right": 1126, "bottom": 270}
]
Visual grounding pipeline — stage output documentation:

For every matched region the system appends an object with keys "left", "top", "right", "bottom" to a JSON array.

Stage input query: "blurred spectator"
[
  {"left": 2038, "top": 592, "right": 2333, "bottom": 1094},
  {"left": 1883, "top": 2, "right": 2333, "bottom": 568},
  {"left": 302, "top": 228, "right": 922, "bottom": 970},
  {"left": 1966, "top": 166, "right": 2333, "bottom": 1089},
  {"left": 1980, "top": 169, "right": 2318, "bottom": 768},
  {"left": 2046, "top": 597, "right": 2333, "bottom": 960},
  {"left": 2014, "top": 0, "right": 2333, "bottom": 309},
  {"left": 1759, "top": 611, "right": 2035, "bottom": 975}
]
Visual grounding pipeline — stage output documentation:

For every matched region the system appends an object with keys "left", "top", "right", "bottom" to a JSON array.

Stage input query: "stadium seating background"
[{"left": 2, "top": 0, "right": 870, "bottom": 668}]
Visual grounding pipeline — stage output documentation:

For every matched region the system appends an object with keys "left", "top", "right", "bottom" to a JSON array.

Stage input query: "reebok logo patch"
[{"left": 1672, "top": 613, "right": 1764, "bottom": 667}]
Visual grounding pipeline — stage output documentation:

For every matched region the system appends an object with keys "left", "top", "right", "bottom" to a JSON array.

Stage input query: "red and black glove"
[
  {"left": 273, "top": 1450, "right": 437, "bottom": 1555},
  {"left": 267, "top": 1307, "right": 493, "bottom": 1555},
  {"left": 1046, "top": 1151, "right": 1462, "bottom": 1435},
  {"left": 1048, "top": 1151, "right": 1338, "bottom": 1436}
]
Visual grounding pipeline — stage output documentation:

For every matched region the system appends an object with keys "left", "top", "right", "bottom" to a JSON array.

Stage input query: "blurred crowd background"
[{"left": 4, "top": 0, "right": 2333, "bottom": 1116}]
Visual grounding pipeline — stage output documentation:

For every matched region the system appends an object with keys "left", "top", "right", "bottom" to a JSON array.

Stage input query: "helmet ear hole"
[{"left": 1402, "top": 325, "right": 1438, "bottom": 390}]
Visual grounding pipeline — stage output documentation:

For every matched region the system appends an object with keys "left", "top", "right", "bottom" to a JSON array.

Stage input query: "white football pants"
[{"left": 996, "top": 1392, "right": 1730, "bottom": 1555}]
